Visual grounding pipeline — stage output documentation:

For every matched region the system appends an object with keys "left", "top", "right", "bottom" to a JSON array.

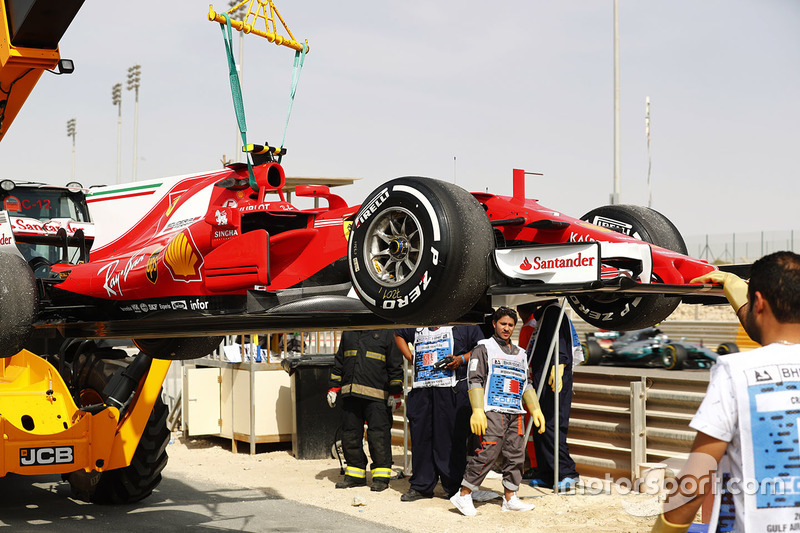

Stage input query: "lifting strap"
[
  {"left": 278, "top": 42, "right": 306, "bottom": 163},
  {"left": 219, "top": 13, "right": 257, "bottom": 191}
]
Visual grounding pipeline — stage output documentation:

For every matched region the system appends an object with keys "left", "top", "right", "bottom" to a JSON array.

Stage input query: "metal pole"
[
  {"left": 612, "top": 0, "right": 621, "bottom": 205},
  {"left": 646, "top": 97, "right": 652, "bottom": 208},
  {"left": 132, "top": 90, "right": 139, "bottom": 181}
]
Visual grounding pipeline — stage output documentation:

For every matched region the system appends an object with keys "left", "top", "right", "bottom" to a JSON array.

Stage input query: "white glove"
[
  {"left": 327, "top": 390, "right": 337, "bottom": 408},
  {"left": 387, "top": 394, "right": 402, "bottom": 411}
]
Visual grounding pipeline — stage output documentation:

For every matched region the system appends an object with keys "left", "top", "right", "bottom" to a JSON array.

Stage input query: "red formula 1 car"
[{"left": 0, "top": 162, "right": 731, "bottom": 360}]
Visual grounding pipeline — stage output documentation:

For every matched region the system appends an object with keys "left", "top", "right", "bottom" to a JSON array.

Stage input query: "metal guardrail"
[{"left": 570, "top": 365, "right": 708, "bottom": 481}]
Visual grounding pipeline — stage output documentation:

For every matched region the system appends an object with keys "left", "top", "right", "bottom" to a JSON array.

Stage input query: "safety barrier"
[{"left": 569, "top": 366, "right": 709, "bottom": 480}]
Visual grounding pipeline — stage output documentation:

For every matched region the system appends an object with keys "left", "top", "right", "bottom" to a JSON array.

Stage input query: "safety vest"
[
  {"left": 412, "top": 327, "right": 456, "bottom": 388},
  {"left": 480, "top": 337, "right": 527, "bottom": 415}
]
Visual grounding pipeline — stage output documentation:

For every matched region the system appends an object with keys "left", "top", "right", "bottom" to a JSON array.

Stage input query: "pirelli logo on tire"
[{"left": 19, "top": 446, "right": 75, "bottom": 467}]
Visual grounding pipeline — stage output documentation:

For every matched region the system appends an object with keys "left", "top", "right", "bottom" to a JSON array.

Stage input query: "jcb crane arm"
[{"left": 0, "top": 0, "right": 84, "bottom": 142}]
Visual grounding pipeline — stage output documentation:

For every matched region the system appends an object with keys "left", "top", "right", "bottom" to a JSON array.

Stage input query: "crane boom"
[{"left": 0, "top": 0, "right": 84, "bottom": 142}]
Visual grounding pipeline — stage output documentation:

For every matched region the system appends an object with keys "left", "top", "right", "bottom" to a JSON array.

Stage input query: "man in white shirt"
[{"left": 652, "top": 251, "right": 800, "bottom": 532}]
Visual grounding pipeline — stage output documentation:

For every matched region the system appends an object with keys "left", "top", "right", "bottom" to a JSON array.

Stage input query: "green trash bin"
[{"left": 282, "top": 354, "right": 339, "bottom": 460}]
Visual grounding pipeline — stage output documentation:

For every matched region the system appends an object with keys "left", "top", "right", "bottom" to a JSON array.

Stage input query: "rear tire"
[
  {"left": 580, "top": 339, "right": 604, "bottom": 365},
  {"left": 717, "top": 341, "right": 739, "bottom": 355},
  {"left": 348, "top": 177, "right": 493, "bottom": 325},
  {"left": 63, "top": 342, "right": 169, "bottom": 504},
  {"left": 662, "top": 343, "right": 688, "bottom": 370},
  {"left": 569, "top": 205, "right": 687, "bottom": 331}
]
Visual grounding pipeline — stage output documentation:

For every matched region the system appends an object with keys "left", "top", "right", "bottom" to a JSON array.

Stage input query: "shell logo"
[{"left": 164, "top": 231, "right": 203, "bottom": 282}]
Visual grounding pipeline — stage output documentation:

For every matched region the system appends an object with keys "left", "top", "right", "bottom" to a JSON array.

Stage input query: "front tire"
[
  {"left": 569, "top": 204, "right": 687, "bottom": 331},
  {"left": 63, "top": 343, "right": 170, "bottom": 504},
  {"left": 717, "top": 342, "right": 739, "bottom": 355},
  {"left": 0, "top": 250, "right": 38, "bottom": 357},
  {"left": 662, "top": 343, "right": 688, "bottom": 370},
  {"left": 348, "top": 177, "right": 493, "bottom": 325}
]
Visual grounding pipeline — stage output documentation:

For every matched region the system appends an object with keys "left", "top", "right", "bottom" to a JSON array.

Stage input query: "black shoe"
[
  {"left": 400, "top": 488, "right": 433, "bottom": 502},
  {"left": 335, "top": 477, "right": 366, "bottom": 489},
  {"left": 371, "top": 479, "right": 390, "bottom": 492}
]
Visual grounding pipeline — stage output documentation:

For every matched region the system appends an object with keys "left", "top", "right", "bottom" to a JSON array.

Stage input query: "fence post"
[{"left": 630, "top": 380, "right": 647, "bottom": 479}]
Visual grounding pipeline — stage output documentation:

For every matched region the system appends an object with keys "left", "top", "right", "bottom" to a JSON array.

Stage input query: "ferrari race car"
[
  {"left": 0, "top": 162, "right": 732, "bottom": 360},
  {"left": 581, "top": 327, "right": 740, "bottom": 370}
]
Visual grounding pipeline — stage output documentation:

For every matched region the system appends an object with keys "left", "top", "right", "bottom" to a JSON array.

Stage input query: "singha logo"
[{"left": 215, "top": 209, "right": 228, "bottom": 226}]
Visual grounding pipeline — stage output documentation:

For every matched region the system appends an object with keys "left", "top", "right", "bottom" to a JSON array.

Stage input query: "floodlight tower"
[
  {"left": 66, "top": 118, "right": 76, "bottom": 179},
  {"left": 126, "top": 64, "right": 141, "bottom": 181},
  {"left": 112, "top": 83, "right": 122, "bottom": 184}
]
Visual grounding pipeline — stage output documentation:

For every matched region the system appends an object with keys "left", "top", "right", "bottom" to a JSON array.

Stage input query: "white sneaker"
[
  {"left": 472, "top": 489, "right": 500, "bottom": 502},
  {"left": 450, "top": 492, "right": 477, "bottom": 516},
  {"left": 501, "top": 494, "right": 535, "bottom": 512}
]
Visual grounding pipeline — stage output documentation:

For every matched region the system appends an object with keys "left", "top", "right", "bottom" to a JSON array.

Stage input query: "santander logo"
[{"left": 519, "top": 252, "right": 595, "bottom": 271}]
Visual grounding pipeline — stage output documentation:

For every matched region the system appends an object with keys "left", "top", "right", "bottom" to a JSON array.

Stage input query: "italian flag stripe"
[{"left": 87, "top": 183, "right": 161, "bottom": 202}]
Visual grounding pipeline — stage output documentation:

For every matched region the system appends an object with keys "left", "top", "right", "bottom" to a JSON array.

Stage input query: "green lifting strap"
[
  {"left": 278, "top": 42, "right": 307, "bottom": 164},
  {"left": 219, "top": 13, "right": 257, "bottom": 191}
]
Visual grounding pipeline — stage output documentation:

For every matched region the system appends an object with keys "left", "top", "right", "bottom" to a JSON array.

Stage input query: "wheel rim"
[
  {"left": 664, "top": 346, "right": 675, "bottom": 367},
  {"left": 363, "top": 207, "right": 424, "bottom": 287}
]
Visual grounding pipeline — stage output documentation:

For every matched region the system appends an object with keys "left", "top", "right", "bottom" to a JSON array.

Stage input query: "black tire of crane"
[
  {"left": 0, "top": 250, "right": 38, "bottom": 358},
  {"left": 64, "top": 343, "right": 169, "bottom": 504}
]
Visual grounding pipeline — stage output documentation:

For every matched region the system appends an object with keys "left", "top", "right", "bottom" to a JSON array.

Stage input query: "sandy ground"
[
  {"left": 165, "top": 434, "right": 668, "bottom": 533},
  {"left": 165, "top": 303, "right": 729, "bottom": 532}
]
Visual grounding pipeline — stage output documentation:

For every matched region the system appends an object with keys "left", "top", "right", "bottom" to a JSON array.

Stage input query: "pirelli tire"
[
  {"left": 64, "top": 345, "right": 169, "bottom": 504},
  {"left": 580, "top": 339, "right": 604, "bottom": 365},
  {"left": 348, "top": 177, "right": 494, "bottom": 325},
  {"left": 662, "top": 343, "right": 688, "bottom": 371},
  {"left": 133, "top": 335, "right": 223, "bottom": 361},
  {"left": 569, "top": 204, "right": 688, "bottom": 331},
  {"left": 0, "top": 249, "right": 38, "bottom": 358}
]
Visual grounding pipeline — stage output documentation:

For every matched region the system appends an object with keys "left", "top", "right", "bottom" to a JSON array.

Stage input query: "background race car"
[{"left": 580, "top": 327, "right": 739, "bottom": 370}]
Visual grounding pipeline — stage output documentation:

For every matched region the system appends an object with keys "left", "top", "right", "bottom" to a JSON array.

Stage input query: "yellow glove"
[
  {"left": 468, "top": 387, "right": 488, "bottom": 436},
  {"left": 650, "top": 514, "right": 691, "bottom": 533},
  {"left": 549, "top": 364, "right": 566, "bottom": 393},
  {"left": 522, "top": 389, "right": 546, "bottom": 434},
  {"left": 690, "top": 270, "right": 748, "bottom": 312}
]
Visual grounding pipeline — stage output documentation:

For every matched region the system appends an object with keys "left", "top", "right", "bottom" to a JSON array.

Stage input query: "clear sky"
[{"left": 1, "top": 1, "right": 798, "bottom": 237}]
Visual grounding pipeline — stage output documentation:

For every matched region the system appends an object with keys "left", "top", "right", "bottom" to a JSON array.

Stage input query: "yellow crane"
[{"left": 0, "top": 0, "right": 83, "bottom": 142}]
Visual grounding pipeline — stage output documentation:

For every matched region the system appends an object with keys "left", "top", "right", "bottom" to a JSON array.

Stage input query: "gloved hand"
[
  {"left": 327, "top": 387, "right": 340, "bottom": 408},
  {"left": 468, "top": 387, "right": 488, "bottom": 436},
  {"left": 522, "top": 389, "right": 546, "bottom": 434},
  {"left": 690, "top": 270, "right": 748, "bottom": 313},
  {"left": 387, "top": 394, "right": 403, "bottom": 411},
  {"left": 549, "top": 364, "right": 566, "bottom": 393},
  {"left": 650, "top": 514, "right": 691, "bottom": 533}
]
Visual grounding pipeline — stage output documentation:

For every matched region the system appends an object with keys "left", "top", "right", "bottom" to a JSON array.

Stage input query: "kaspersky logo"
[{"left": 164, "top": 231, "right": 203, "bottom": 282}]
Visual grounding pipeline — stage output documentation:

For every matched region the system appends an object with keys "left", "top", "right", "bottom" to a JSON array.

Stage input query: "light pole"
[
  {"left": 127, "top": 64, "right": 141, "bottom": 181},
  {"left": 112, "top": 83, "right": 122, "bottom": 184},
  {"left": 611, "top": 0, "right": 621, "bottom": 205},
  {"left": 66, "top": 118, "right": 76, "bottom": 179}
]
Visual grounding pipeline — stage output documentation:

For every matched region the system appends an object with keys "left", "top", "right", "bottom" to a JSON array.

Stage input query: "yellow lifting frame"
[{"left": 208, "top": 1, "right": 309, "bottom": 53}]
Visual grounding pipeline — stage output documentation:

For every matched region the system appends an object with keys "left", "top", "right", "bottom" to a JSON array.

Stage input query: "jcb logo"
[{"left": 19, "top": 446, "right": 74, "bottom": 466}]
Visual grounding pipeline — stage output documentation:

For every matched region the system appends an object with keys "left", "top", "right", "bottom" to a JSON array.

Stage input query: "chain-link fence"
[{"left": 684, "top": 230, "right": 800, "bottom": 265}]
